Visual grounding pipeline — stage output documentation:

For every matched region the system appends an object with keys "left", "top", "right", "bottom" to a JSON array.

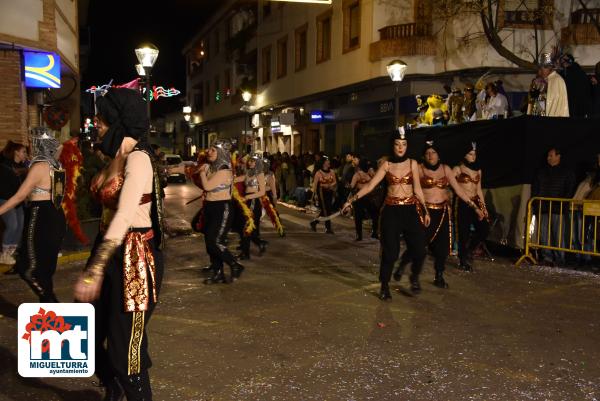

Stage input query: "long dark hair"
[{"left": 1, "top": 141, "right": 26, "bottom": 162}]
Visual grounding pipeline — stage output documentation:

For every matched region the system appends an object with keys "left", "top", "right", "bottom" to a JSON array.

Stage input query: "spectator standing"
[
  {"left": 559, "top": 54, "right": 592, "bottom": 118},
  {"left": 591, "top": 61, "right": 600, "bottom": 118},
  {"left": 539, "top": 53, "right": 569, "bottom": 117},
  {"left": 532, "top": 148, "right": 576, "bottom": 266},
  {"left": 481, "top": 83, "right": 509, "bottom": 119},
  {"left": 0, "top": 141, "right": 28, "bottom": 265},
  {"left": 571, "top": 153, "right": 600, "bottom": 266}
]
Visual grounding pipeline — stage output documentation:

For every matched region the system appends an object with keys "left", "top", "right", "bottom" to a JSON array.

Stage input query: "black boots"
[
  {"left": 433, "top": 272, "right": 449, "bottom": 289},
  {"left": 121, "top": 371, "right": 152, "bottom": 401},
  {"left": 459, "top": 259, "right": 473, "bottom": 272},
  {"left": 409, "top": 275, "right": 421, "bottom": 294},
  {"left": 379, "top": 282, "right": 392, "bottom": 301},
  {"left": 258, "top": 240, "right": 267, "bottom": 255},
  {"left": 231, "top": 263, "right": 245, "bottom": 280},
  {"left": 203, "top": 268, "right": 228, "bottom": 284},
  {"left": 309, "top": 220, "right": 318, "bottom": 232},
  {"left": 103, "top": 377, "right": 125, "bottom": 401}
]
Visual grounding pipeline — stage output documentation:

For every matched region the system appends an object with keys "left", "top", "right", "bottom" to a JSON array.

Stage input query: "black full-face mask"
[{"left": 95, "top": 88, "right": 149, "bottom": 158}]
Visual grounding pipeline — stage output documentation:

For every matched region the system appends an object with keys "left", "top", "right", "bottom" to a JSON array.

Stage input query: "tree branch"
[{"left": 479, "top": 3, "right": 538, "bottom": 70}]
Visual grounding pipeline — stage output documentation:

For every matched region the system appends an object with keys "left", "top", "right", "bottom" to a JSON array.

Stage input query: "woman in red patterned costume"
[{"left": 74, "top": 88, "right": 164, "bottom": 401}]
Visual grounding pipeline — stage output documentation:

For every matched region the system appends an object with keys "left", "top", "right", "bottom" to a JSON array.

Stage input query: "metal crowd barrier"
[{"left": 515, "top": 197, "right": 600, "bottom": 266}]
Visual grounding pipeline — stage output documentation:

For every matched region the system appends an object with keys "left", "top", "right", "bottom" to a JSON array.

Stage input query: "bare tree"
[{"left": 434, "top": 0, "right": 556, "bottom": 71}]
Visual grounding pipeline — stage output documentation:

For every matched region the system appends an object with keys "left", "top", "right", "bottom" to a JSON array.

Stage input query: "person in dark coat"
[
  {"left": 531, "top": 147, "right": 576, "bottom": 266},
  {"left": 559, "top": 54, "right": 592, "bottom": 118},
  {"left": 591, "top": 61, "right": 600, "bottom": 118}
]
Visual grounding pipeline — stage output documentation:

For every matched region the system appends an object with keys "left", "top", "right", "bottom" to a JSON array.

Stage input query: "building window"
[
  {"left": 205, "top": 36, "right": 210, "bottom": 61},
  {"left": 343, "top": 0, "right": 360, "bottom": 53},
  {"left": 261, "top": 45, "right": 272, "bottom": 84},
  {"left": 277, "top": 35, "right": 288, "bottom": 78},
  {"left": 224, "top": 68, "right": 231, "bottom": 97},
  {"left": 263, "top": 0, "right": 272, "bottom": 19},
  {"left": 215, "top": 75, "right": 221, "bottom": 103},
  {"left": 295, "top": 23, "right": 308, "bottom": 71},
  {"left": 205, "top": 81, "right": 210, "bottom": 106},
  {"left": 214, "top": 29, "right": 220, "bottom": 55},
  {"left": 316, "top": 9, "right": 332, "bottom": 63}
]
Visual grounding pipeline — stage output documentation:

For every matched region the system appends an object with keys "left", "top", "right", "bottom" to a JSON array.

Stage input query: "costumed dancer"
[
  {"left": 394, "top": 141, "right": 486, "bottom": 288},
  {"left": 199, "top": 140, "right": 245, "bottom": 283},
  {"left": 309, "top": 156, "right": 337, "bottom": 234},
  {"left": 237, "top": 153, "right": 267, "bottom": 259},
  {"left": 350, "top": 157, "right": 379, "bottom": 241},
  {"left": 453, "top": 142, "right": 490, "bottom": 271},
  {"left": 74, "top": 88, "right": 164, "bottom": 400},
  {"left": 262, "top": 157, "right": 285, "bottom": 237},
  {"left": 343, "top": 128, "right": 431, "bottom": 300},
  {"left": 0, "top": 128, "right": 66, "bottom": 302},
  {"left": 264, "top": 157, "right": 278, "bottom": 206}
]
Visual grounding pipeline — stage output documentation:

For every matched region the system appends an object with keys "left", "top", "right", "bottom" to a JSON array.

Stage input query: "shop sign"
[{"left": 23, "top": 51, "right": 61, "bottom": 89}]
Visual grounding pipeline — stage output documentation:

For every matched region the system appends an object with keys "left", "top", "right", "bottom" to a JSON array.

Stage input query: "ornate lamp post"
[
  {"left": 386, "top": 59, "right": 408, "bottom": 128},
  {"left": 241, "top": 91, "right": 252, "bottom": 154},
  {"left": 135, "top": 43, "right": 159, "bottom": 120}
]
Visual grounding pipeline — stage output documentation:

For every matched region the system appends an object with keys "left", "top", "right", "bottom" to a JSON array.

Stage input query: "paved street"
[{"left": 1, "top": 182, "right": 600, "bottom": 400}]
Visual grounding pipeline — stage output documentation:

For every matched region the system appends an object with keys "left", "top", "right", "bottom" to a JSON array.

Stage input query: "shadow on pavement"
[
  {"left": 0, "top": 294, "right": 18, "bottom": 320},
  {"left": 0, "top": 346, "right": 102, "bottom": 401}
]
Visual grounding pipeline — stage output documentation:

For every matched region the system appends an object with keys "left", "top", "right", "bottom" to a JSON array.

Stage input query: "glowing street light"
[
  {"left": 135, "top": 43, "right": 159, "bottom": 120},
  {"left": 386, "top": 59, "right": 408, "bottom": 128},
  {"left": 242, "top": 91, "right": 252, "bottom": 102}
]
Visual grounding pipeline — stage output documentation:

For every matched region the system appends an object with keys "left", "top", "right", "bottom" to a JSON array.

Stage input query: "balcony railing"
[
  {"left": 571, "top": 8, "right": 600, "bottom": 24},
  {"left": 504, "top": 10, "right": 543, "bottom": 25},
  {"left": 562, "top": 8, "right": 600, "bottom": 45},
  {"left": 371, "top": 23, "right": 435, "bottom": 61},
  {"left": 378, "top": 23, "right": 432, "bottom": 40}
]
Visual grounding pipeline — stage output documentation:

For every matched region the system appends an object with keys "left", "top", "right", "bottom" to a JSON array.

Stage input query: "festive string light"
[{"left": 86, "top": 80, "right": 180, "bottom": 101}]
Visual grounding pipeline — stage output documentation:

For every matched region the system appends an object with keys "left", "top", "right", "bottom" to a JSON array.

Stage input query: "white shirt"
[
  {"left": 482, "top": 93, "right": 509, "bottom": 119},
  {"left": 546, "top": 71, "right": 569, "bottom": 117}
]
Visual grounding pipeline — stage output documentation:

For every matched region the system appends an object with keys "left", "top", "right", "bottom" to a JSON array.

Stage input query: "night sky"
[{"left": 82, "top": 0, "right": 221, "bottom": 117}]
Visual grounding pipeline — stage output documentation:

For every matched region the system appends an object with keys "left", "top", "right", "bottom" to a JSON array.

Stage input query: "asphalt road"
[{"left": 1, "top": 181, "right": 599, "bottom": 401}]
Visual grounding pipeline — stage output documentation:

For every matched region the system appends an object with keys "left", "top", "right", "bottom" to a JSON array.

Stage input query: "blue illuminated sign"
[
  {"left": 23, "top": 51, "right": 61, "bottom": 89},
  {"left": 310, "top": 111, "right": 323, "bottom": 123}
]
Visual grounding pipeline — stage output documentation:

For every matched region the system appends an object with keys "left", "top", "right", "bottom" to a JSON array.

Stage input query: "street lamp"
[
  {"left": 135, "top": 43, "right": 159, "bottom": 120},
  {"left": 386, "top": 59, "right": 407, "bottom": 128},
  {"left": 241, "top": 91, "right": 252, "bottom": 154}
]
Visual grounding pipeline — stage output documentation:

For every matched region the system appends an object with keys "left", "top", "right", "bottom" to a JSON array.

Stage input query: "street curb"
[{"left": 58, "top": 250, "right": 90, "bottom": 266}]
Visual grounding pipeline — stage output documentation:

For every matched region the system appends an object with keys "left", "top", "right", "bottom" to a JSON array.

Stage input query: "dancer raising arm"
[{"left": 343, "top": 128, "right": 430, "bottom": 300}]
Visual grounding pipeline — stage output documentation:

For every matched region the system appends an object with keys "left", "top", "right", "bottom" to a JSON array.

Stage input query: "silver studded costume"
[{"left": 15, "top": 127, "right": 66, "bottom": 302}]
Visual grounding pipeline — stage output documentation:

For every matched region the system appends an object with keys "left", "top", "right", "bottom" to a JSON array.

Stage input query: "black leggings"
[
  {"left": 456, "top": 199, "right": 490, "bottom": 263},
  {"left": 379, "top": 204, "right": 426, "bottom": 283},
  {"left": 353, "top": 196, "right": 380, "bottom": 238},
  {"left": 241, "top": 198, "right": 264, "bottom": 253},
  {"left": 16, "top": 200, "right": 65, "bottom": 302},
  {"left": 204, "top": 200, "right": 237, "bottom": 269},
  {"left": 94, "top": 232, "right": 163, "bottom": 401},
  {"left": 401, "top": 206, "right": 450, "bottom": 274},
  {"left": 314, "top": 187, "right": 334, "bottom": 231}
]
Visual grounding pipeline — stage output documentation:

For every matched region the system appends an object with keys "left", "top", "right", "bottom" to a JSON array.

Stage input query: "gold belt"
[
  {"left": 426, "top": 201, "right": 449, "bottom": 210},
  {"left": 384, "top": 195, "right": 419, "bottom": 206},
  {"left": 123, "top": 229, "right": 158, "bottom": 312}
]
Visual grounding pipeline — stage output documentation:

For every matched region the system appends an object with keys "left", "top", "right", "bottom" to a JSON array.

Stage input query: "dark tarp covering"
[{"left": 405, "top": 116, "right": 600, "bottom": 188}]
